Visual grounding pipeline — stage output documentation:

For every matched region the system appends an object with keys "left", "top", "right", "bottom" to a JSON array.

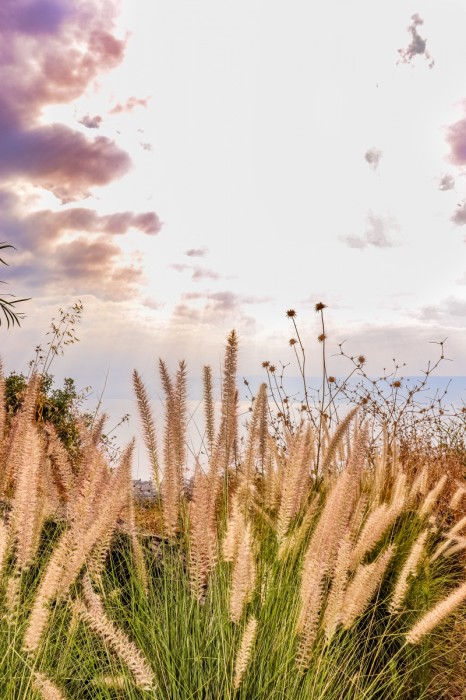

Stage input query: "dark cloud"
[
  {"left": 340, "top": 213, "right": 400, "bottom": 249},
  {"left": 110, "top": 96, "right": 150, "bottom": 114},
  {"left": 364, "top": 148, "right": 382, "bottom": 170},
  {"left": 185, "top": 247, "right": 208, "bottom": 258},
  {"left": 438, "top": 174, "right": 455, "bottom": 191},
  {"left": 79, "top": 114, "right": 102, "bottom": 129},
  {"left": 0, "top": 0, "right": 70, "bottom": 35},
  {"left": 397, "top": 14, "right": 434, "bottom": 69},
  {"left": 0, "top": 124, "right": 131, "bottom": 201}
]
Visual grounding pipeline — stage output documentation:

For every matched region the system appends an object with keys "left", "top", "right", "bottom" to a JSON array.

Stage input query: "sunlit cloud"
[{"left": 110, "top": 96, "right": 150, "bottom": 114}]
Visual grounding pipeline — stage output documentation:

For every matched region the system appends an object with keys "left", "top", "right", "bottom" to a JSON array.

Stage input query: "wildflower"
[
  {"left": 286, "top": 309, "right": 297, "bottom": 318},
  {"left": 318, "top": 334, "right": 326, "bottom": 343},
  {"left": 289, "top": 338, "right": 297, "bottom": 346},
  {"left": 357, "top": 355, "right": 366, "bottom": 365},
  {"left": 315, "top": 302, "right": 327, "bottom": 312},
  {"left": 328, "top": 376, "right": 336, "bottom": 383}
]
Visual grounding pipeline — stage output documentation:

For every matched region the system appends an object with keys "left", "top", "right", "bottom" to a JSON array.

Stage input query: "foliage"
[
  {"left": 0, "top": 242, "right": 30, "bottom": 328},
  {"left": 4, "top": 372, "right": 87, "bottom": 463}
]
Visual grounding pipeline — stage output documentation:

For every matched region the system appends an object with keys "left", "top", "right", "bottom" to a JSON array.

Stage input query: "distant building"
[{"left": 132, "top": 479, "right": 157, "bottom": 500}]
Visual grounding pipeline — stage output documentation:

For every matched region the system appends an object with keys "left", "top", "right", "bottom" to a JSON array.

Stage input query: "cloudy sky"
[{"left": 1, "top": 0, "right": 466, "bottom": 472}]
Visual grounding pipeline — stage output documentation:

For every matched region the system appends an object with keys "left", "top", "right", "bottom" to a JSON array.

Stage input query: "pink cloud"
[
  {"left": 0, "top": 124, "right": 131, "bottom": 201},
  {"left": 110, "top": 96, "right": 151, "bottom": 114},
  {"left": 79, "top": 114, "right": 102, "bottom": 129},
  {"left": 0, "top": 0, "right": 132, "bottom": 200},
  {"left": 446, "top": 117, "right": 466, "bottom": 166}
]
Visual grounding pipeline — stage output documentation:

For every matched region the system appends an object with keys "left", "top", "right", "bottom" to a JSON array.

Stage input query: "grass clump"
[{"left": 0, "top": 318, "right": 464, "bottom": 698}]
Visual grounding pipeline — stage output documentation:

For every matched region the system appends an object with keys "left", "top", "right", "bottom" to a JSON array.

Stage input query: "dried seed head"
[
  {"left": 315, "top": 302, "right": 327, "bottom": 312},
  {"left": 289, "top": 338, "right": 297, "bottom": 346},
  {"left": 357, "top": 355, "right": 366, "bottom": 365},
  {"left": 286, "top": 309, "right": 297, "bottom": 318},
  {"left": 318, "top": 334, "right": 327, "bottom": 343}
]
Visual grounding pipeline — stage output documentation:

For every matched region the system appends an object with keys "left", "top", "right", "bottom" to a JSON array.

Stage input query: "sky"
[{"left": 1, "top": 0, "right": 466, "bottom": 476}]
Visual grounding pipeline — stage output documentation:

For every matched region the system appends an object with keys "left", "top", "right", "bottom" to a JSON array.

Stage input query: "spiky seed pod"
[
  {"left": 219, "top": 330, "right": 238, "bottom": 470},
  {"left": 132, "top": 369, "right": 160, "bottom": 492},
  {"left": 340, "top": 545, "right": 395, "bottom": 629},
  {"left": 203, "top": 365, "right": 215, "bottom": 458},
  {"left": 189, "top": 465, "right": 218, "bottom": 601},
  {"left": 320, "top": 406, "right": 359, "bottom": 479},
  {"left": 323, "top": 531, "right": 352, "bottom": 640},
  {"left": 10, "top": 419, "right": 45, "bottom": 570},
  {"left": 78, "top": 580, "right": 154, "bottom": 690},
  {"left": 449, "top": 484, "right": 466, "bottom": 510},
  {"left": 32, "top": 671, "right": 68, "bottom": 700},
  {"left": 233, "top": 617, "right": 258, "bottom": 689},
  {"left": 230, "top": 522, "right": 256, "bottom": 623},
  {"left": 406, "top": 580, "right": 466, "bottom": 645},
  {"left": 160, "top": 360, "right": 183, "bottom": 537},
  {"left": 222, "top": 491, "right": 243, "bottom": 563},
  {"left": 43, "top": 423, "right": 75, "bottom": 512},
  {"left": 23, "top": 441, "right": 135, "bottom": 652},
  {"left": 349, "top": 502, "right": 401, "bottom": 570},
  {"left": 390, "top": 530, "right": 429, "bottom": 612},
  {"left": 419, "top": 474, "right": 447, "bottom": 516},
  {"left": 276, "top": 425, "right": 312, "bottom": 541}
]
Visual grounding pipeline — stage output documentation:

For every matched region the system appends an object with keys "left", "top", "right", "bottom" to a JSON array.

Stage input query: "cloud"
[
  {"left": 364, "top": 148, "right": 382, "bottom": 170},
  {"left": 0, "top": 191, "right": 161, "bottom": 299},
  {"left": 446, "top": 116, "right": 466, "bottom": 166},
  {"left": 110, "top": 96, "right": 150, "bottom": 114},
  {"left": 0, "top": 191, "right": 161, "bottom": 249},
  {"left": 170, "top": 263, "right": 219, "bottom": 282},
  {"left": 9, "top": 236, "right": 145, "bottom": 300},
  {"left": 340, "top": 212, "right": 400, "bottom": 249},
  {"left": 438, "top": 174, "right": 455, "bottom": 191},
  {"left": 0, "top": 124, "right": 131, "bottom": 202},
  {"left": 397, "top": 14, "right": 434, "bottom": 69},
  {"left": 172, "top": 291, "right": 239, "bottom": 324},
  {"left": 415, "top": 296, "right": 466, "bottom": 327},
  {"left": 451, "top": 201, "right": 466, "bottom": 226},
  {"left": 0, "top": 0, "right": 131, "bottom": 200},
  {"left": 185, "top": 247, "right": 208, "bottom": 258},
  {"left": 79, "top": 114, "right": 102, "bottom": 129}
]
